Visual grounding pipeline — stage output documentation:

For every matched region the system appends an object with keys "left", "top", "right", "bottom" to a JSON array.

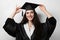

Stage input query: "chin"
[{"left": 28, "top": 19, "right": 33, "bottom": 21}]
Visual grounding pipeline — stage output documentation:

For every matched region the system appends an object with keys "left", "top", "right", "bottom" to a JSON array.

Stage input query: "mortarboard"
[{"left": 21, "top": 2, "right": 39, "bottom": 16}]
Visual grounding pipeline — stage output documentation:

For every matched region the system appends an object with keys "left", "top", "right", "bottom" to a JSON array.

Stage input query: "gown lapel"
[{"left": 21, "top": 24, "right": 35, "bottom": 40}]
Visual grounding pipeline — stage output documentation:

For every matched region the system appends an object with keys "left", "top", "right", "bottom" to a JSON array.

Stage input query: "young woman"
[{"left": 3, "top": 2, "right": 56, "bottom": 40}]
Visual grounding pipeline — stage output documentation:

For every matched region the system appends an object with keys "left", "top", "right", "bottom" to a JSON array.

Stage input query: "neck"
[{"left": 28, "top": 21, "right": 33, "bottom": 27}]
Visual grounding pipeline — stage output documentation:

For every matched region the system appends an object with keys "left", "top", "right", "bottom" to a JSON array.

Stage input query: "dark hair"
[
  {"left": 21, "top": 10, "right": 41, "bottom": 24},
  {"left": 20, "top": 10, "right": 43, "bottom": 39}
]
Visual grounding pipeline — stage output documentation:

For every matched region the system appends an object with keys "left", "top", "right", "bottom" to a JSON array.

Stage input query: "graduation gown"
[{"left": 3, "top": 17, "right": 57, "bottom": 40}]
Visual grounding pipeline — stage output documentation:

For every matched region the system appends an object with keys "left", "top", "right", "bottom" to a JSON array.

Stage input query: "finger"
[
  {"left": 17, "top": 6, "right": 21, "bottom": 8},
  {"left": 16, "top": 9, "right": 21, "bottom": 13},
  {"left": 17, "top": 7, "right": 20, "bottom": 9},
  {"left": 16, "top": 7, "right": 21, "bottom": 11},
  {"left": 16, "top": 5, "right": 21, "bottom": 9},
  {"left": 39, "top": 4, "right": 44, "bottom": 6}
]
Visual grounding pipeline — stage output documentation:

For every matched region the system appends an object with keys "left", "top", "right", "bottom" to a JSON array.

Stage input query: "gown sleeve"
[
  {"left": 3, "top": 18, "right": 17, "bottom": 37},
  {"left": 46, "top": 17, "right": 57, "bottom": 38}
]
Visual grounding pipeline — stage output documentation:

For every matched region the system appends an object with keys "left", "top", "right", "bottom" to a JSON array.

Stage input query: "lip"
[
  {"left": 28, "top": 16, "right": 33, "bottom": 18},
  {"left": 27, "top": 16, "right": 33, "bottom": 20}
]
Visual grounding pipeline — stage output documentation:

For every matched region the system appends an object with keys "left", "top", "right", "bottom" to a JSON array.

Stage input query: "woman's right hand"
[
  {"left": 8, "top": 6, "right": 21, "bottom": 19},
  {"left": 15, "top": 6, "right": 21, "bottom": 13}
]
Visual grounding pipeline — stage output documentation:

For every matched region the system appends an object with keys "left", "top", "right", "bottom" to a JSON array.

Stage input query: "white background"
[{"left": 0, "top": 0, "right": 60, "bottom": 40}]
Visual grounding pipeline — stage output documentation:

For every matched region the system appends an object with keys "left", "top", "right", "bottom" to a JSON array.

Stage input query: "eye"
[{"left": 26, "top": 12, "right": 29, "bottom": 14}]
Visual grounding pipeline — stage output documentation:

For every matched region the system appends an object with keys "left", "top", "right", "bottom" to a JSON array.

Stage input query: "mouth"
[
  {"left": 28, "top": 16, "right": 33, "bottom": 18},
  {"left": 27, "top": 16, "right": 33, "bottom": 20}
]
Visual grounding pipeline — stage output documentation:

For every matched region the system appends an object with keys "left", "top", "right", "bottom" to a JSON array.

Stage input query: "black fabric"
[
  {"left": 21, "top": 2, "right": 39, "bottom": 10},
  {"left": 3, "top": 17, "right": 57, "bottom": 40},
  {"left": 46, "top": 17, "right": 56, "bottom": 38},
  {"left": 3, "top": 18, "right": 17, "bottom": 37}
]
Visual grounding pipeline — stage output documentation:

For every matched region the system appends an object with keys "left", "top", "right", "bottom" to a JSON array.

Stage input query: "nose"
[{"left": 29, "top": 12, "right": 31, "bottom": 16}]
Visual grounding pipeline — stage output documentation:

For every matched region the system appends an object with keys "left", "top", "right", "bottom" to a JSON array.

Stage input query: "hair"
[
  {"left": 20, "top": 10, "right": 43, "bottom": 39},
  {"left": 21, "top": 10, "right": 41, "bottom": 24}
]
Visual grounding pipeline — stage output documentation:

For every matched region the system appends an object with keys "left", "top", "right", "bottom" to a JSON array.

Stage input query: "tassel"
[{"left": 22, "top": 11, "right": 23, "bottom": 16}]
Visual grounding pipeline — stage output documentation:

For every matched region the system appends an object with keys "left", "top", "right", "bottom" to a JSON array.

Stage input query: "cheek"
[
  {"left": 26, "top": 14, "right": 29, "bottom": 20},
  {"left": 31, "top": 13, "right": 34, "bottom": 17},
  {"left": 26, "top": 13, "right": 29, "bottom": 17}
]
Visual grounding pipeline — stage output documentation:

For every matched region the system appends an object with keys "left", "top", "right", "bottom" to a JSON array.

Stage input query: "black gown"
[{"left": 3, "top": 17, "right": 57, "bottom": 40}]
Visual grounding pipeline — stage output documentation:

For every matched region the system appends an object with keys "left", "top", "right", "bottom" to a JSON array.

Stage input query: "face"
[{"left": 26, "top": 10, "right": 34, "bottom": 21}]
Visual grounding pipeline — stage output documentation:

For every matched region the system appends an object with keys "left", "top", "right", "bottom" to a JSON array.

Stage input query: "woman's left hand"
[
  {"left": 39, "top": 4, "right": 53, "bottom": 18},
  {"left": 39, "top": 4, "right": 47, "bottom": 12}
]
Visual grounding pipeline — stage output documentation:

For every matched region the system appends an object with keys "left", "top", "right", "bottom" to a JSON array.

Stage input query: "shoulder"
[
  {"left": 41, "top": 23, "right": 46, "bottom": 27},
  {"left": 41, "top": 23, "right": 48, "bottom": 32},
  {"left": 16, "top": 23, "right": 24, "bottom": 28}
]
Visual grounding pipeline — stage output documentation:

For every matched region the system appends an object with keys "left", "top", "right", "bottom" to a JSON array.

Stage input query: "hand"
[
  {"left": 8, "top": 6, "right": 21, "bottom": 19},
  {"left": 15, "top": 6, "right": 21, "bottom": 13},
  {"left": 39, "top": 4, "right": 52, "bottom": 18},
  {"left": 39, "top": 4, "right": 46, "bottom": 12}
]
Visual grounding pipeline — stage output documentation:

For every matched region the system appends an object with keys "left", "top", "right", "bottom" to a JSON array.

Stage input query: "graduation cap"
[{"left": 21, "top": 2, "right": 39, "bottom": 16}]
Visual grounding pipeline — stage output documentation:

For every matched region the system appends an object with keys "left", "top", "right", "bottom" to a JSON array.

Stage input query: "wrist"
[
  {"left": 43, "top": 9, "right": 47, "bottom": 13},
  {"left": 43, "top": 10, "right": 53, "bottom": 18},
  {"left": 8, "top": 13, "right": 16, "bottom": 19}
]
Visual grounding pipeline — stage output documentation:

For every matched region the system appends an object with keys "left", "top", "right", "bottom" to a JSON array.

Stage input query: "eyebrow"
[{"left": 26, "top": 10, "right": 34, "bottom": 12}]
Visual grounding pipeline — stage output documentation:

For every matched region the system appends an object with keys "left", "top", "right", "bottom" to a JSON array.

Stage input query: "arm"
[
  {"left": 3, "top": 6, "right": 21, "bottom": 37},
  {"left": 39, "top": 4, "right": 52, "bottom": 18},
  {"left": 39, "top": 4, "right": 57, "bottom": 38},
  {"left": 46, "top": 17, "right": 56, "bottom": 38},
  {"left": 9, "top": 6, "right": 21, "bottom": 19},
  {"left": 3, "top": 18, "right": 17, "bottom": 37}
]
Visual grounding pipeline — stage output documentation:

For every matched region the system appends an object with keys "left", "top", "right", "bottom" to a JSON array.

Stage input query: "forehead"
[{"left": 26, "top": 10, "right": 34, "bottom": 12}]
